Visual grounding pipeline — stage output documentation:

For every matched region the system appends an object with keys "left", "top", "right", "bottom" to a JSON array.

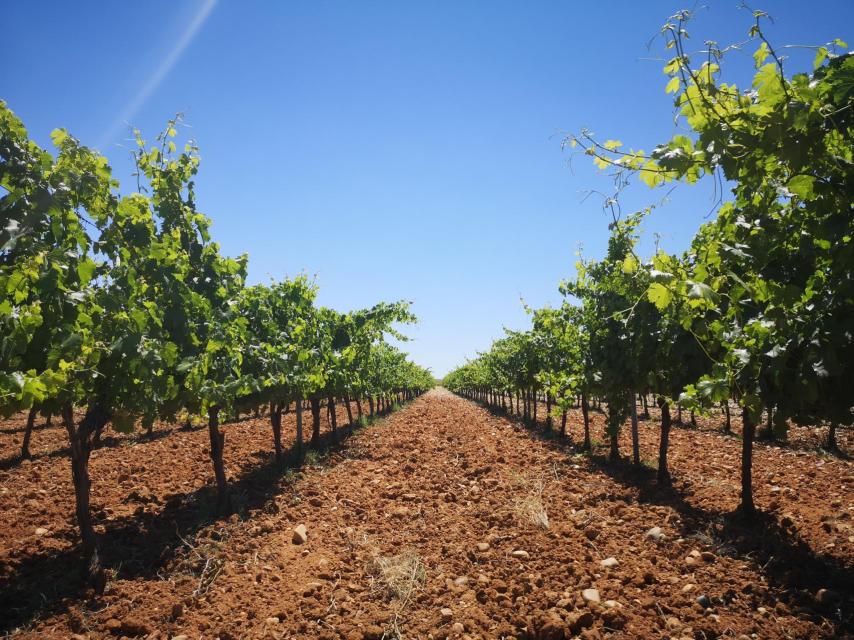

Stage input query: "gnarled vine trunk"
[
  {"left": 826, "top": 422, "right": 838, "bottom": 450},
  {"left": 270, "top": 402, "right": 283, "bottom": 463},
  {"left": 739, "top": 407, "right": 756, "bottom": 516},
  {"left": 295, "top": 400, "right": 304, "bottom": 457},
  {"left": 63, "top": 403, "right": 109, "bottom": 591},
  {"left": 21, "top": 407, "right": 36, "bottom": 459},
  {"left": 657, "top": 397, "right": 671, "bottom": 484},
  {"left": 310, "top": 397, "right": 321, "bottom": 446},
  {"left": 208, "top": 406, "right": 231, "bottom": 514},
  {"left": 344, "top": 396, "right": 354, "bottom": 425},
  {"left": 328, "top": 396, "right": 338, "bottom": 440},
  {"left": 630, "top": 397, "right": 640, "bottom": 465},
  {"left": 722, "top": 401, "right": 731, "bottom": 433},
  {"left": 581, "top": 393, "right": 591, "bottom": 450}
]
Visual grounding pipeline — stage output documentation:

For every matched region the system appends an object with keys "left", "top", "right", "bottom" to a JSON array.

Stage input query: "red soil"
[{"left": 1, "top": 390, "right": 852, "bottom": 639}]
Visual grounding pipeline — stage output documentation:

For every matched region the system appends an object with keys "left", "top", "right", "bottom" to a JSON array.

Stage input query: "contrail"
[{"left": 98, "top": 0, "right": 217, "bottom": 149}]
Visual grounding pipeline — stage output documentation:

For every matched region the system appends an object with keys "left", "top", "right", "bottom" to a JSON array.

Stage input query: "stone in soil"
[
  {"left": 646, "top": 526, "right": 665, "bottom": 540},
  {"left": 292, "top": 523, "right": 308, "bottom": 544},
  {"left": 582, "top": 588, "right": 601, "bottom": 604}
]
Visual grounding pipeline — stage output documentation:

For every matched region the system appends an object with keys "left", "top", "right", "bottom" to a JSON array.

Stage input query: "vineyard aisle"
[{"left": 2, "top": 389, "right": 852, "bottom": 638}]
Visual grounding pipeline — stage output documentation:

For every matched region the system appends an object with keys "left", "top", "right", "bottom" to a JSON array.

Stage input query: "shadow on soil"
[
  {"left": 468, "top": 396, "right": 854, "bottom": 634},
  {"left": 0, "top": 408, "right": 400, "bottom": 634},
  {"left": 0, "top": 427, "right": 179, "bottom": 472}
]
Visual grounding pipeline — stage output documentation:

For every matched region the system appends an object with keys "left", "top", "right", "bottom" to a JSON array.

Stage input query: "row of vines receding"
[
  {"left": 444, "top": 10, "right": 853, "bottom": 520},
  {"left": 0, "top": 104, "right": 434, "bottom": 588}
]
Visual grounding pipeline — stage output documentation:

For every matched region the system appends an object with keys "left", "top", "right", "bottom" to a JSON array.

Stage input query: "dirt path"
[{"left": 2, "top": 390, "right": 852, "bottom": 638}]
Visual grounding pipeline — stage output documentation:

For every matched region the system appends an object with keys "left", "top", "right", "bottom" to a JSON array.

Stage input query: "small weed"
[{"left": 642, "top": 457, "right": 659, "bottom": 470}]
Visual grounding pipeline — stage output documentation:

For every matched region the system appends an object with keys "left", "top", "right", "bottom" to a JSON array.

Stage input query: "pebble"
[
  {"left": 582, "top": 588, "right": 601, "bottom": 603},
  {"left": 599, "top": 557, "right": 619, "bottom": 568},
  {"left": 696, "top": 594, "right": 712, "bottom": 609},
  {"left": 440, "top": 607, "right": 454, "bottom": 621},
  {"left": 292, "top": 524, "right": 308, "bottom": 545},
  {"left": 816, "top": 588, "right": 840, "bottom": 605},
  {"left": 646, "top": 526, "right": 664, "bottom": 540},
  {"left": 265, "top": 617, "right": 280, "bottom": 625},
  {"left": 34, "top": 527, "right": 49, "bottom": 536},
  {"left": 451, "top": 622, "right": 465, "bottom": 634},
  {"left": 476, "top": 542, "right": 490, "bottom": 552},
  {"left": 510, "top": 549, "right": 530, "bottom": 559}
]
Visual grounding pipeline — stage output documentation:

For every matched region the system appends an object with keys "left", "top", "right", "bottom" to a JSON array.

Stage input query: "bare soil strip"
[{"left": 1, "top": 390, "right": 852, "bottom": 638}]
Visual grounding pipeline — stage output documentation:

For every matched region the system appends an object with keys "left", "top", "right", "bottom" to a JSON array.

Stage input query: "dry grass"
[
  {"left": 347, "top": 531, "right": 426, "bottom": 640},
  {"left": 511, "top": 475, "right": 550, "bottom": 530},
  {"left": 369, "top": 550, "right": 426, "bottom": 602},
  {"left": 345, "top": 529, "right": 427, "bottom": 605},
  {"left": 168, "top": 526, "right": 231, "bottom": 598}
]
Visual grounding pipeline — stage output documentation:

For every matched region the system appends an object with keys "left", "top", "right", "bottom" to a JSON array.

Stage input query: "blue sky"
[{"left": 5, "top": 1, "right": 852, "bottom": 376}]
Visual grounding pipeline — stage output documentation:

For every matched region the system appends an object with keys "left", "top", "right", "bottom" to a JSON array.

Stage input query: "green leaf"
[
  {"left": 787, "top": 175, "right": 815, "bottom": 200},
  {"left": 665, "top": 76, "right": 680, "bottom": 94},
  {"left": 753, "top": 42, "right": 769, "bottom": 69},
  {"left": 621, "top": 255, "right": 639, "bottom": 274},
  {"left": 814, "top": 47, "right": 828, "bottom": 70},
  {"left": 687, "top": 281, "right": 715, "bottom": 301},
  {"left": 639, "top": 160, "right": 663, "bottom": 187},
  {"left": 648, "top": 283, "right": 672, "bottom": 310},
  {"left": 649, "top": 269, "right": 674, "bottom": 283},
  {"left": 60, "top": 332, "right": 83, "bottom": 351},
  {"left": 50, "top": 128, "right": 69, "bottom": 147},
  {"left": 77, "top": 257, "right": 97, "bottom": 284}
]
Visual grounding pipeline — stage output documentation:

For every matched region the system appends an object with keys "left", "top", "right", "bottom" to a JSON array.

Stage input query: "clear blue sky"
[{"left": 4, "top": 1, "right": 852, "bottom": 376}]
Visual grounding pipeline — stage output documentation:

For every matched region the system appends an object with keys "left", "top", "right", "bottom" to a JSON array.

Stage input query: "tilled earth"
[{"left": 1, "top": 390, "right": 852, "bottom": 639}]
